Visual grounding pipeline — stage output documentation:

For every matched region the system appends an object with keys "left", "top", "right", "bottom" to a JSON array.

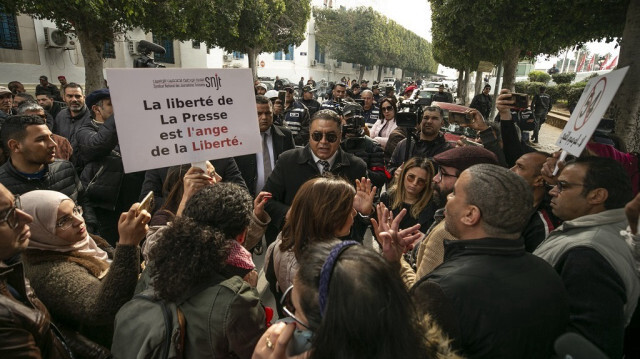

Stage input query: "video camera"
[
  {"left": 396, "top": 89, "right": 431, "bottom": 128},
  {"left": 328, "top": 97, "right": 347, "bottom": 116},
  {"left": 133, "top": 40, "right": 167, "bottom": 68},
  {"left": 341, "top": 102, "right": 367, "bottom": 153}
]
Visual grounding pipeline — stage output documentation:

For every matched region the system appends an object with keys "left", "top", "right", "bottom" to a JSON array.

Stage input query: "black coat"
[
  {"left": 263, "top": 146, "right": 367, "bottom": 245},
  {"left": 0, "top": 159, "right": 98, "bottom": 230},
  {"left": 234, "top": 125, "right": 295, "bottom": 197},
  {"left": 411, "top": 238, "right": 569, "bottom": 359},
  {"left": 139, "top": 157, "right": 248, "bottom": 211}
]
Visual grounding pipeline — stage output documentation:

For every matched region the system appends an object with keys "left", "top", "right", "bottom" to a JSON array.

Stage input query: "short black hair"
[
  {"left": 7, "top": 81, "right": 23, "bottom": 94},
  {"left": 255, "top": 95, "right": 271, "bottom": 106},
  {"left": 14, "top": 93, "right": 34, "bottom": 102},
  {"left": 570, "top": 156, "right": 632, "bottom": 210},
  {"left": 310, "top": 109, "right": 342, "bottom": 130},
  {"left": 0, "top": 115, "right": 47, "bottom": 152},
  {"left": 62, "top": 82, "right": 83, "bottom": 94}
]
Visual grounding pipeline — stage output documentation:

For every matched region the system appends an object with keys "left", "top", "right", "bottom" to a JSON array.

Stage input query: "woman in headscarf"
[{"left": 20, "top": 190, "right": 149, "bottom": 347}]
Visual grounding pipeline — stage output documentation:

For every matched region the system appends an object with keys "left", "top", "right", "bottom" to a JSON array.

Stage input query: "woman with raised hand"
[{"left": 20, "top": 190, "right": 149, "bottom": 348}]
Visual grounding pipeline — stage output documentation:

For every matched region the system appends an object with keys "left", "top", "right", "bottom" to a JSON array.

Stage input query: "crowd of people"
[{"left": 0, "top": 73, "right": 638, "bottom": 359}]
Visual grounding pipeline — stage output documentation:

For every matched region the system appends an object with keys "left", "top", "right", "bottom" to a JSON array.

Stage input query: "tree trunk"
[
  {"left": 247, "top": 48, "right": 258, "bottom": 80},
  {"left": 377, "top": 65, "right": 383, "bottom": 82},
  {"left": 359, "top": 65, "right": 365, "bottom": 82},
  {"left": 457, "top": 70, "right": 463, "bottom": 102},
  {"left": 610, "top": 0, "right": 640, "bottom": 152},
  {"left": 489, "top": 62, "right": 504, "bottom": 121},
  {"left": 75, "top": 26, "right": 105, "bottom": 94},
  {"left": 474, "top": 71, "right": 483, "bottom": 98},
  {"left": 502, "top": 46, "right": 521, "bottom": 91}
]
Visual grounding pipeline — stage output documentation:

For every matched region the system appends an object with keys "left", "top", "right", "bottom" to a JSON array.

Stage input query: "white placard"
[
  {"left": 105, "top": 68, "right": 261, "bottom": 173},
  {"left": 556, "top": 66, "right": 629, "bottom": 156}
]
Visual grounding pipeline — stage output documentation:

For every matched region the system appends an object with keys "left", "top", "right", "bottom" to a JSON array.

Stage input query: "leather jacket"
[{"left": 0, "top": 260, "right": 73, "bottom": 359}]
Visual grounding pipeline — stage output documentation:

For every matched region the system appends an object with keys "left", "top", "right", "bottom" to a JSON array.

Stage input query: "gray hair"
[
  {"left": 465, "top": 164, "right": 533, "bottom": 237},
  {"left": 361, "top": 89, "right": 373, "bottom": 97},
  {"left": 16, "top": 101, "right": 43, "bottom": 115}
]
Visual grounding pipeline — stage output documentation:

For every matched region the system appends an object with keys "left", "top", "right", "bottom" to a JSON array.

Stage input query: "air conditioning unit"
[
  {"left": 311, "top": 60, "right": 316, "bottom": 66},
  {"left": 223, "top": 54, "right": 232, "bottom": 62},
  {"left": 128, "top": 41, "right": 140, "bottom": 55},
  {"left": 44, "top": 27, "right": 75, "bottom": 50}
]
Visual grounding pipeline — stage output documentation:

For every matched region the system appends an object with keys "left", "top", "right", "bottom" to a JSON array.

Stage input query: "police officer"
[
  {"left": 340, "top": 102, "right": 388, "bottom": 190},
  {"left": 278, "top": 85, "right": 310, "bottom": 146},
  {"left": 361, "top": 89, "right": 380, "bottom": 126},
  {"left": 300, "top": 85, "right": 321, "bottom": 118}
]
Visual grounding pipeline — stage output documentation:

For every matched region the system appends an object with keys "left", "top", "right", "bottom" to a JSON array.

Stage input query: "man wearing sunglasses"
[
  {"left": 263, "top": 109, "right": 368, "bottom": 245},
  {"left": 278, "top": 85, "right": 310, "bottom": 146},
  {"left": 534, "top": 157, "right": 639, "bottom": 359},
  {"left": 0, "top": 183, "right": 75, "bottom": 358}
]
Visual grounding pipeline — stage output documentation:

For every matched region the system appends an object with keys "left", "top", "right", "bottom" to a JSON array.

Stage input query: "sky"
[{"left": 379, "top": 0, "right": 619, "bottom": 72}]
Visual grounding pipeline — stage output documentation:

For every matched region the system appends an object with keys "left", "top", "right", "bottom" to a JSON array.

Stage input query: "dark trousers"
[{"left": 532, "top": 114, "right": 545, "bottom": 142}]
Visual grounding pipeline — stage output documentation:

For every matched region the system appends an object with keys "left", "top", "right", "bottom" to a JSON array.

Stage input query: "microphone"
[
  {"left": 137, "top": 40, "right": 166, "bottom": 55},
  {"left": 554, "top": 332, "right": 609, "bottom": 359}
]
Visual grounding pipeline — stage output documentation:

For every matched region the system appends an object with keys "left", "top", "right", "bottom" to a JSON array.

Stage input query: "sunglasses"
[
  {"left": 381, "top": 106, "right": 394, "bottom": 112},
  {"left": 311, "top": 131, "right": 339, "bottom": 143}
]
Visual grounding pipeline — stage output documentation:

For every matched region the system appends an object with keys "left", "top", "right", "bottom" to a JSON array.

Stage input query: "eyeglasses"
[
  {"left": 311, "top": 131, "right": 339, "bottom": 143},
  {"left": 381, "top": 106, "right": 394, "bottom": 112},
  {"left": 0, "top": 195, "right": 22, "bottom": 229},
  {"left": 436, "top": 167, "right": 458, "bottom": 181},
  {"left": 285, "top": 88, "right": 294, "bottom": 93},
  {"left": 281, "top": 285, "right": 311, "bottom": 330},
  {"left": 55, "top": 206, "right": 83, "bottom": 231},
  {"left": 553, "top": 181, "right": 585, "bottom": 193}
]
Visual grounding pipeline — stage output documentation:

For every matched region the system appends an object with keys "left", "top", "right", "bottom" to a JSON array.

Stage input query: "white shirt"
[
  {"left": 310, "top": 149, "right": 338, "bottom": 173},
  {"left": 255, "top": 130, "right": 274, "bottom": 194}
]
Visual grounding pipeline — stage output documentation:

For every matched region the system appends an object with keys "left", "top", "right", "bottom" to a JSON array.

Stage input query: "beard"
[{"left": 432, "top": 187, "right": 451, "bottom": 209}]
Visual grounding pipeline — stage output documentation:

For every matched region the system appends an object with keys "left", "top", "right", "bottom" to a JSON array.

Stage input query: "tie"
[
  {"left": 262, "top": 133, "right": 272, "bottom": 180},
  {"left": 318, "top": 160, "right": 330, "bottom": 174}
]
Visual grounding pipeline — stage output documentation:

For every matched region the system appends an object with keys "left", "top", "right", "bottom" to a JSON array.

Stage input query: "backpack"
[{"left": 112, "top": 288, "right": 186, "bottom": 359}]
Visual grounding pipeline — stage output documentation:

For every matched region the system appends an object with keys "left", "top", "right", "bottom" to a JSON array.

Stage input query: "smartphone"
[
  {"left": 448, "top": 111, "right": 473, "bottom": 126},
  {"left": 138, "top": 191, "right": 155, "bottom": 215},
  {"left": 278, "top": 90, "right": 286, "bottom": 104},
  {"left": 511, "top": 93, "right": 529, "bottom": 109},
  {"left": 461, "top": 138, "right": 484, "bottom": 147}
]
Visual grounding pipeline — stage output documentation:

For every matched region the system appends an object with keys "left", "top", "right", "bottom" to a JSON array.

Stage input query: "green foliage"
[
  {"left": 313, "top": 6, "right": 436, "bottom": 74},
  {"left": 515, "top": 81, "right": 546, "bottom": 97},
  {"left": 528, "top": 71, "right": 551, "bottom": 84},
  {"left": 567, "top": 84, "right": 587, "bottom": 106},
  {"left": 545, "top": 83, "right": 571, "bottom": 103},
  {"left": 551, "top": 72, "right": 576, "bottom": 84}
]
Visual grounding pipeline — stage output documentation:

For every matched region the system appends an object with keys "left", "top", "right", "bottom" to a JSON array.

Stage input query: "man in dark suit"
[
  {"left": 263, "top": 109, "right": 368, "bottom": 245},
  {"left": 234, "top": 95, "right": 295, "bottom": 197}
]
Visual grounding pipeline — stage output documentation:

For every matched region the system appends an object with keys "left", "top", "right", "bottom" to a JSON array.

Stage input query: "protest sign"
[
  {"left": 555, "top": 67, "right": 629, "bottom": 157},
  {"left": 106, "top": 68, "right": 261, "bottom": 173}
]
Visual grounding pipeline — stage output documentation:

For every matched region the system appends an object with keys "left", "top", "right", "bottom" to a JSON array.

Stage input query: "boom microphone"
[{"left": 137, "top": 40, "right": 166, "bottom": 55}]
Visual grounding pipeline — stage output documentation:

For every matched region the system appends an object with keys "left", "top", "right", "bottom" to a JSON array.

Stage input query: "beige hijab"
[{"left": 20, "top": 190, "right": 110, "bottom": 263}]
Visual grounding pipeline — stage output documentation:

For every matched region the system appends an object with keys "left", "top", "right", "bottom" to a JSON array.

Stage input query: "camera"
[
  {"left": 341, "top": 102, "right": 367, "bottom": 153},
  {"left": 396, "top": 89, "right": 431, "bottom": 128},
  {"left": 448, "top": 111, "right": 473, "bottom": 126},
  {"left": 133, "top": 40, "right": 166, "bottom": 68},
  {"left": 511, "top": 93, "right": 529, "bottom": 109}
]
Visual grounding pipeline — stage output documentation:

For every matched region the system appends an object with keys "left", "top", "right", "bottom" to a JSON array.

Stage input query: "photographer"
[
  {"left": 321, "top": 82, "right": 348, "bottom": 110},
  {"left": 388, "top": 106, "right": 452, "bottom": 177},
  {"left": 275, "top": 85, "right": 310, "bottom": 146},
  {"left": 340, "top": 103, "right": 388, "bottom": 190}
]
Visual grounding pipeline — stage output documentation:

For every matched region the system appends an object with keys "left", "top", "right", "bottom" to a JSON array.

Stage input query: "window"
[
  {"left": 336, "top": 61, "right": 342, "bottom": 68},
  {"left": 233, "top": 51, "right": 244, "bottom": 59},
  {"left": 0, "top": 11, "right": 20, "bottom": 50},
  {"left": 366, "top": 65, "right": 373, "bottom": 71},
  {"left": 314, "top": 42, "right": 325, "bottom": 64},
  {"left": 352, "top": 63, "right": 358, "bottom": 69},
  {"left": 274, "top": 50, "right": 283, "bottom": 60},
  {"left": 103, "top": 41, "right": 116, "bottom": 59},
  {"left": 192, "top": 41, "right": 200, "bottom": 49},
  {"left": 392, "top": 68, "right": 395, "bottom": 75},
  {"left": 284, "top": 44, "right": 294, "bottom": 60},
  {"left": 152, "top": 35, "right": 174, "bottom": 64}
]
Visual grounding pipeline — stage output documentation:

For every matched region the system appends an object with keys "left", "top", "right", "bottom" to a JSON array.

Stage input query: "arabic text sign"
[{"left": 556, "top": 67, "right": 628, "bottom": 156}]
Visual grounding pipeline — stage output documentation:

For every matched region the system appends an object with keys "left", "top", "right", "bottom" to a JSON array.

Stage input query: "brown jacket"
[{"left": 0, "top": 260, "right": 72, "bottom": 359}]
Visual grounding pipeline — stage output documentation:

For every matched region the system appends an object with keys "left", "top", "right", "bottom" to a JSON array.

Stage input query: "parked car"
[{"left": 382, "top": 77, "right": 396, "bottom": 88}]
